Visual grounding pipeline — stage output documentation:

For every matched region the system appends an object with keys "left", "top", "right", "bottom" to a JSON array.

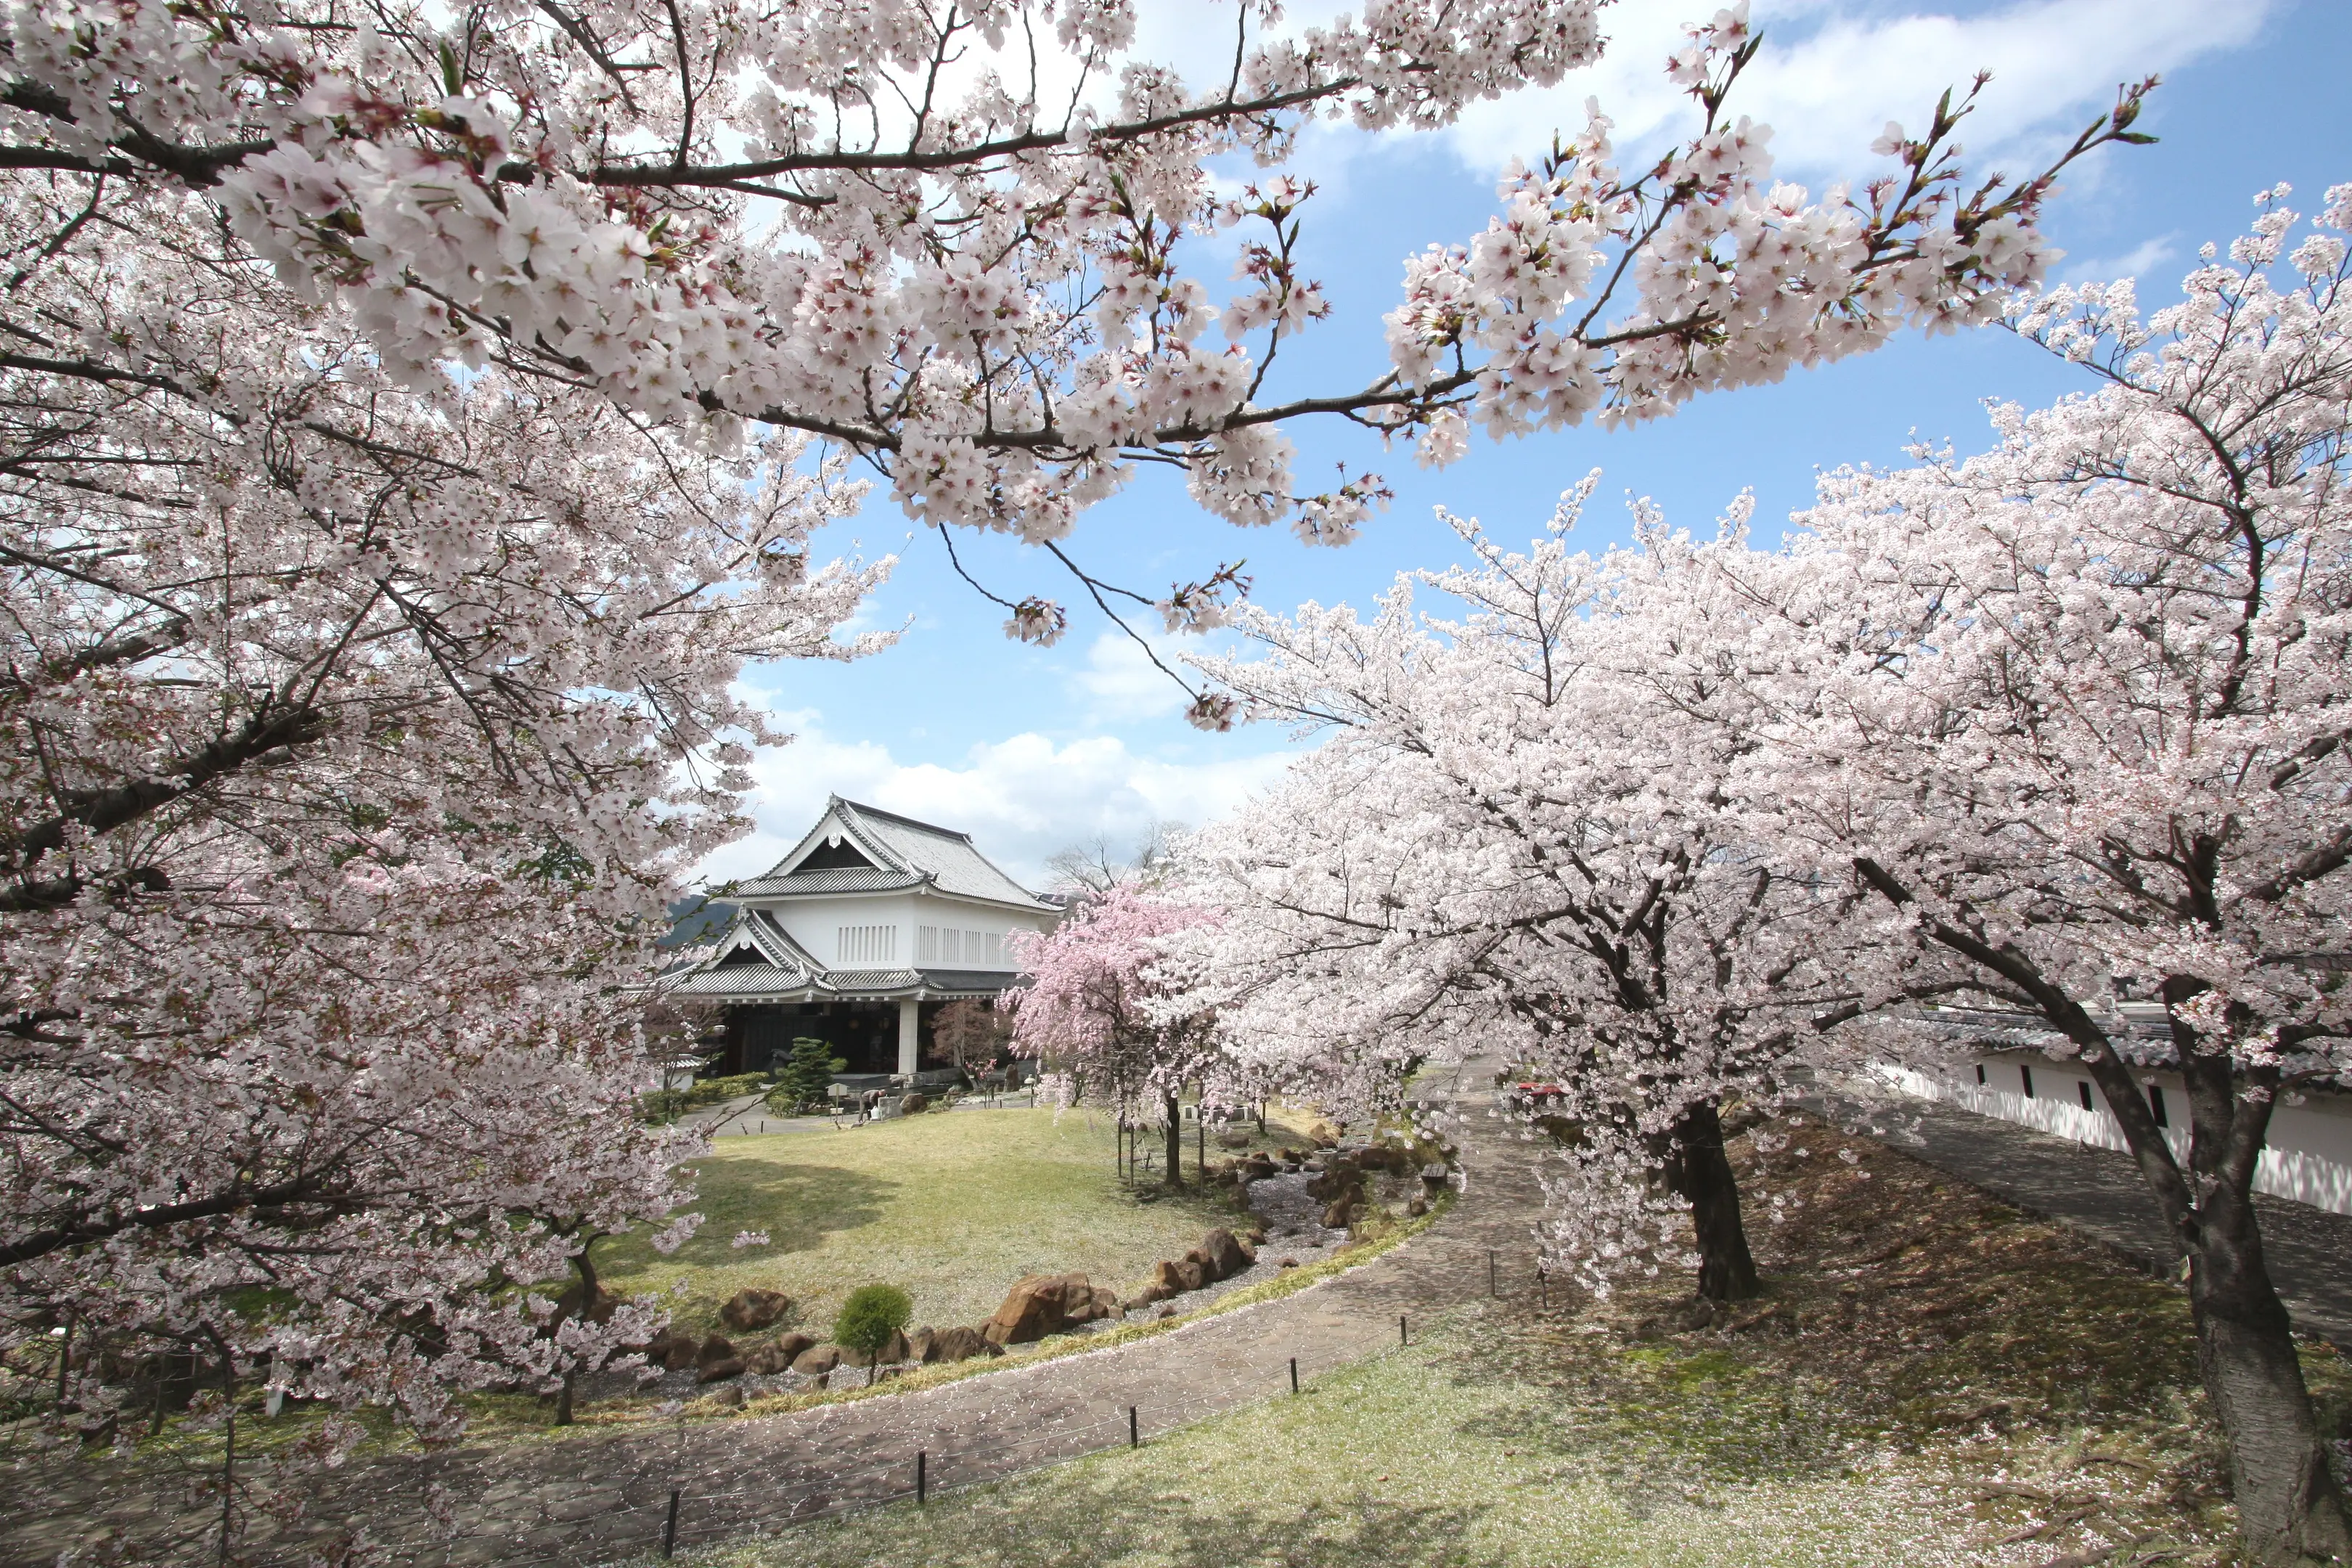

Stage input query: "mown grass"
[
  {"left": 687, "top": 1115, "right": 2352, "bottom": 1568},
  {"left": 596, "top": 1104, "right": 1310, "bottom": 1339}
]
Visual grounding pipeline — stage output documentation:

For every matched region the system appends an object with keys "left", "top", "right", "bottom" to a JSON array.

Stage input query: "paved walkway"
[
  {"left": 1826, "top": 1087, "right": 2352, "bottom": 1347},
  {"left": 1, "top": 1063, "right": 1547, "bottom": 1568}
]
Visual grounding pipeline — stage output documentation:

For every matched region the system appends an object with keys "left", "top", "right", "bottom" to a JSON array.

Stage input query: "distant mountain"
[{"left": 661, "top": 895, "right": 738, "bottom": 949}]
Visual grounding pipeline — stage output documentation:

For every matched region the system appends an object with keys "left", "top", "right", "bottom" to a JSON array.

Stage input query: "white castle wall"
[{"left": 1873, "top": 1059, "right": 2352, "bottom": 1217}]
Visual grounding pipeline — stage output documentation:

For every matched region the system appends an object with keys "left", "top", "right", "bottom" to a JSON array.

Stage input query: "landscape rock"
[
  {"left": 701, "top": 1384, "right": 745, "bottom": 1410},
  {"left": 920, "top": 1326, "right": 1002, "bottom": 1363},
  {"left": 694, "top": 1332, "right": 745, "bottom": 1383},
  {"left": 1322, "top": 1197, "right": 1359, "bottom": 1230},
  {"left": 1127, "top": 1284, "right": 1170, "bottom": 1310},
  {"left": 1169, "top": 1257, "right": 1206, "bottom": 1291},
  {"left": 1278, "top": 1257, "right": 1299, "bottom": 1269},
  {"left": 1215, "top": 1130, "right": 1252, "bottom": 1150},
  {"left": 899, "top": 1093, "right": 928, "bottom": 1115},
  {"left": 1307, "top": 1121, "right": 1342, "bottom": 1148},
  {"left": 744, "top": 1333, "right": 814, "bottom": 1375},
  {"left": 878, "top": 1328, "right": 912, "bottom": 1364},
  {"left": 718, "top": 1287, "right": 793, "bottom": 1334},
  {"left": 982, "top": 1272, "right": 1093, "bottom": 1344},
  {"left": 640, "top": 1327, "right": 686, "bottom": 1371},
  {"left": 1407, "top": 1194, "right": 1429, "bottom": 1217},
  {"left": 1196, "top": 1228, "right": 1254, "bottom": 1280},
  {"left": 790, "top": 1343, "right": 842, "bottom": 1376},
  {"left": 554, "top": 1281, "right": 621, "bottom": 1326}
]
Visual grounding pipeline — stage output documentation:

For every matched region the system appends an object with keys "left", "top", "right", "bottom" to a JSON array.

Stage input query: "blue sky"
[{"left": 715, "top": 0, "right": 2352, "bottom": 888}]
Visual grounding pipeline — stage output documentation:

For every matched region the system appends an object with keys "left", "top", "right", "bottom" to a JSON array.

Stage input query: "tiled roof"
[
  {"left": 669, "top": 963, "right": 815, "bottom": 999},
  {"left": 756, "top": 796, "right": 1055, "bottom": 911},
  {"left": 732, "top": 867, "right": 925, "bottom": 897}
]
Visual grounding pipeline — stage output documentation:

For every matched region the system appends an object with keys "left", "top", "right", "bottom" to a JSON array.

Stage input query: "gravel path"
[
  {"left": 1824, "top": 1085, "right": 2352, "bottom": 1347},
  {"left": 1, "top": 1061, "right": 1547, "bottom": 1568}
]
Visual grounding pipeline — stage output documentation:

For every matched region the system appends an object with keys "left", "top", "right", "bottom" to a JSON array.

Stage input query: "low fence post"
[
  {"left": 1399, "top": 1314, "right": 1408, "bottom": 1347},
  {"left": 661, "top": 1489, "right": 680, "bottom": 1558},
  {"left": 916, "top": 1450, "right": 927, "bottom": 1504},
  {"left": 1488, "top": 1249, "right": 1498, "bottom": 1299},
  {"left": 1289, "top": 1357, "right": 1298, "bottom": 1395},
  {"left": 1129, "top": 1405, "right": 1139, "bottom": 1448}
]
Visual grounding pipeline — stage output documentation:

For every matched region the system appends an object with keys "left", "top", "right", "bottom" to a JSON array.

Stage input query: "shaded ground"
[
  {"left": 697, "top": 1112, "right": 2352, "bottom": 1568},
  {"left": 1818, "top": 1085, "right": 2352, "bottom": 1346}
]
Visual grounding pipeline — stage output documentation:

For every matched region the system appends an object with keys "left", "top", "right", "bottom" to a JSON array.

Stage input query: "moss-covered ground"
[{"left": 691, "top": 1114, "right": 2352, "bottom": 1568}]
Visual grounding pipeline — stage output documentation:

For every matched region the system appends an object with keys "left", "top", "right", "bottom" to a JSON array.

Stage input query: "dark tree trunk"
[
  {"left": 1164, "top": 1091, "right": 1183, "bottom": 1190},
  {"left": 2073, "top": 1010, "right": 2350, "bottom": 1564},
  {"left": 1662, "top": 1100, "right": 1760, "bottom": 1302},
  {"left": 2191, "top": 1195, "right": 2349, "bottom": 1564}
]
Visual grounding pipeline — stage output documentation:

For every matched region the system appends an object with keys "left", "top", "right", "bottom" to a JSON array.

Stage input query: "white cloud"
[
  {"left": 1441, "top": 0, "right": 2275, "bottom": 181},
  {"left": 2062, "top": 231, "right": 2179, "bottom": 284},
  {"left": 1068, "top": 628, "right": 1197, "bottom": 722},
  {"left": 700, "top": 716, "right": 1297, "bottom": 888}
]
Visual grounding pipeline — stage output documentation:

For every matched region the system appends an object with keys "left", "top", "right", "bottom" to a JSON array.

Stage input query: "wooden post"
[
  {"left": 1129, "top": 1405, "right": 1138, "bottom": 1448},
  {"left": 1400, "top": 1314, "right": 1408, "bottom": 1346},
  {"left": 661, "top": 1489, "right": 680, "bottom": 1556},
  {"left": 916, "top": 1450, "right": 928, "bottom": 1503},
  {"left": 1289, "top": 1357, "right": 1298, "bottom": 1395}
]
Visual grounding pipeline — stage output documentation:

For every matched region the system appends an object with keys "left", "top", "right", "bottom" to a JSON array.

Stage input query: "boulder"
[
  {"left": 1278, "top": 1257, "right": 1299, "bottom": 1269},
  {"left": 1170, "top": 1257, "right": 1207, "bottom": 1292},
  {"left": 1407, "top": 1194, "right": 1429, "bottom": 1217},
  {"left": 719, "top": 1287, "right": 793, "bottom": 1334},
  {"left": 701, "top": 1383, "right": 746, "bottom": 1410},
  {"left": 1126, "top": 1283, "right": 1170, "bottom": 1310},
  {"left": 658, "top": 1329, "right": 700, "bottom": 1372},
  {"left": 1196, "top": 1228, "right": 1254, "bottom": 1281},
  {"left": 1215, "top": 1130, "right": 1252, "bottom": 1150},
  {"left": 899, "top": 1093, "right": 928, "bottom": 1116},
  {"left": 790, "top": 1343, "right": 842, "bottom": 1376},
  {"left": 905, "top": 1327, "right": 934, "bottom": 1363},
  {"left": 695, "top": 1334, "right": 744, "bottom": 1382},
  {"left": 981, "top": 1273, "right": 1092, "bottom": 1345},
  {"left": 1307, "top": 1121, "right": 1342, "bottom": 1148},
  {"left": 555, "top": 1281, "right": 621, "bottom": 1326},
  {"left": 1321, "top": 1196, "right": 1359, "bottom": 1230},
  {"left": 878, "top": 1328, "right": 912, "bottom": 1364},
  {"left": 744, "top": 1332, "right": 814, "bottom": 1375},
  {"left": 920, "top": 1326, "right": 1002, "bottom": 1364}
]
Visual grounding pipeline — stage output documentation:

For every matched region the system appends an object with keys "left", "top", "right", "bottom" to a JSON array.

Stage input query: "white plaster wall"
[
  {"left": 1871, "top": 1060, "right": 2352, "bottom": 1217},
  {"left": 748, "top": 891, "right": 1055, "bottom": 969}
]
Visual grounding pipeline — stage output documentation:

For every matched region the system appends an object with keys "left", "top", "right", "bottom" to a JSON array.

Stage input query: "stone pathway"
[
  {"left": 1, "top": 1062, "right": 1548, "bottom": 1568},
  {"left": 1822, "top": 1085, "right": 2352, "bottom": 1347}
]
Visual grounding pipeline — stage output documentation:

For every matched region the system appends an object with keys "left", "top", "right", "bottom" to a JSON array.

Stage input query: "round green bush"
[{"left": 833, "top": 1283, "right": 914, "bottom": 1365}]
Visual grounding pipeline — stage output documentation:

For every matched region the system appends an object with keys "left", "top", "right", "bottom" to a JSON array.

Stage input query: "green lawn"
[{"left": 597, "top": 1106, "right": 1281, "bottom": 1338}]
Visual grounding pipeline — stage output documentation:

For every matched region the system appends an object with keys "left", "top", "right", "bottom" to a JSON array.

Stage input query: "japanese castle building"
[{"left": 665, "top": 797, "right": 1063, "bottom": 1078}]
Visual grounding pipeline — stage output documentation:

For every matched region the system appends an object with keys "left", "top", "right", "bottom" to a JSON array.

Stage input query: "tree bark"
[
  {"left": 2186, "top": 1159, "right": 2349, "bottom": 1563},
  {"left": 1662, "top": 1100, "right": 1760, "bottom": 1302},
  {"left": 1164, "top": 1090, "right": 1183, "bottom": 1191}
]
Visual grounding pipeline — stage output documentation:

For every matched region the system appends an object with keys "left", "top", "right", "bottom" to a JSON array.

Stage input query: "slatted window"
[{"left": 838, "top": 925, "right": 896, "bottom": 964}]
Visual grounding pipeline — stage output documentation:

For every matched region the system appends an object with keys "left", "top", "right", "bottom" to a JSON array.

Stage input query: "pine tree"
[{"left": 769, "top": 1037, "right": 845, "bottom": 1114}]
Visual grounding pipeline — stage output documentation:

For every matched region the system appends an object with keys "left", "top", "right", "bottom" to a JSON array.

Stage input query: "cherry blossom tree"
[
  {"left": 1001, "top": 884, "right": 1221, "bottom": 1188},
  {"left": 0, "top": 0, "right": 2150, "bottom": 702},
  {"left": 0, "top": 181, "right": 891, "bottom": 1447},
  {"left": 1719, "top": 188, "right": 2352, "bottom": 1562},
  {"left": 1172, "top": 486, "right": 1858, "bottom": 1299}
]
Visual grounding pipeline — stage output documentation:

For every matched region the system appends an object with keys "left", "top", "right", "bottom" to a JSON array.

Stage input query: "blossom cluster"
[{"left": 0, "top": 0, "right": 2148, "bottom": 650}]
